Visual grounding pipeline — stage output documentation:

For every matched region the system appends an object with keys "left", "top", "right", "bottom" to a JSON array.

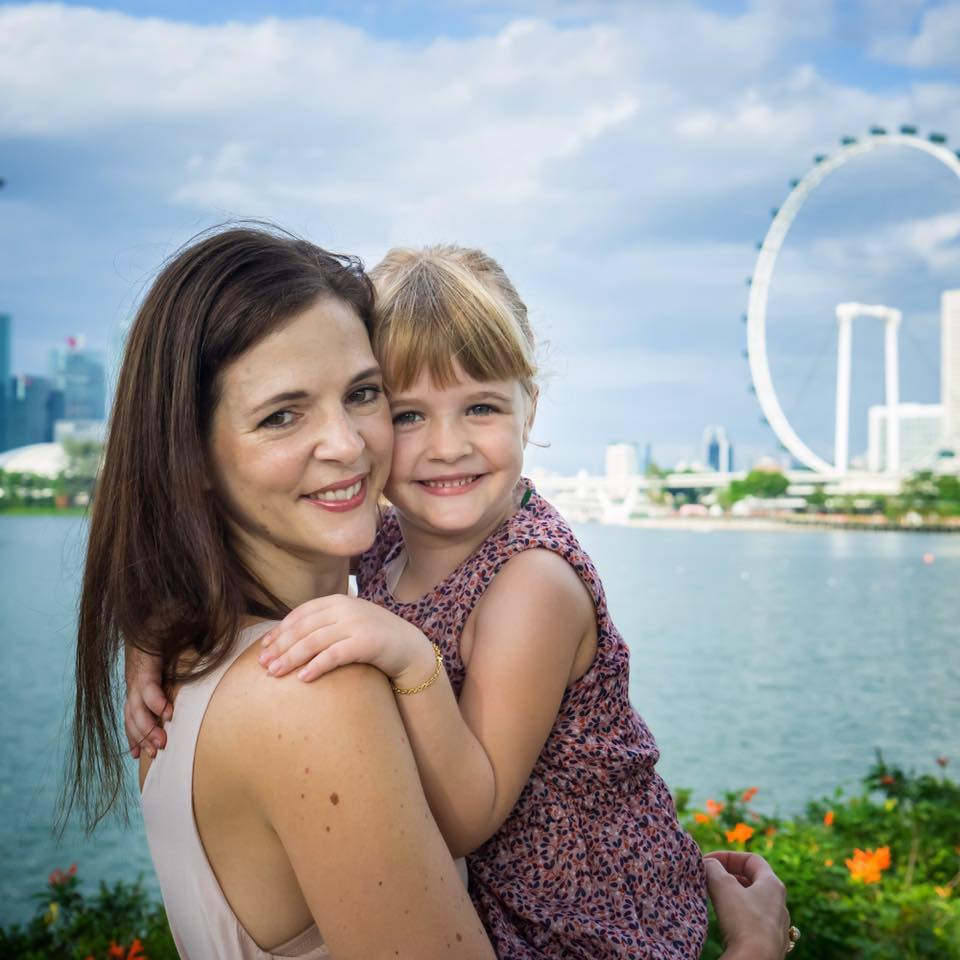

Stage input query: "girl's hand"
[
  {"left": 124, "top": 644, "right": 171, "bottom": 759},
  {"left": 259, "top": 596, "right": 436, "bottom": 687},
  {"left": 704, "top": 851, "right": 790, "bottom": 960}
]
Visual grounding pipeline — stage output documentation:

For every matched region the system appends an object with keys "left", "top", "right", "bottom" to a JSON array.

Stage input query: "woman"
[
  {"left": 78, "top": 225, "right": 789, "bottom": 959},
  {"left": 68, "top": 226, "right": 495, "bottom": 958}
]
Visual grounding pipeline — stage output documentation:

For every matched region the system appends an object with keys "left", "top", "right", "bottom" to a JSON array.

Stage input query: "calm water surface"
[{"left": 1, "top": 515, "right": 958, "bottom": 925}]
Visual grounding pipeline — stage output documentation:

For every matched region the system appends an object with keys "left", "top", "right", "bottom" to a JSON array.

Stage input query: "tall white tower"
[
  {"left": 605, "top": 442, "right": 639, "bottom": 478},
  {"left": 942, "top": 290, "right": 960, "bottom": 458},
  {"left": 834, "top": 302, "right": 901, "bottom": 474}
]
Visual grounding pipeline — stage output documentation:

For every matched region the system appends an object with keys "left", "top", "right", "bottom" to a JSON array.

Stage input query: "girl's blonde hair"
[{"left": 369, "top": 244, "right": 537, "bottom": 396}]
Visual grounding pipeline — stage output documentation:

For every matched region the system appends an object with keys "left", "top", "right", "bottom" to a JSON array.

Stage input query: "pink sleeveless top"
[{"left": 140, "top": 622, "right": 329, "bottom": 960}]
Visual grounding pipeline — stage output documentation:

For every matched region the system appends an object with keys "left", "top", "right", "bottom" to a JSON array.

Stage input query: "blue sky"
[{"left": 2, "top": 0, "right": 959, "bottom": 472}]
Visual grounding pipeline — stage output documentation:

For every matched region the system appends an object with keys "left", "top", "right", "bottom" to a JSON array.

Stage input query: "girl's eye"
[
  {"left": 260, "top": 410, "right": 296, "bottom": 429},
  {"left": 348, "top": 385, "right": 383, "bottom": 405},
  {"left": 392, "top": 410, "right": 423, "bottom": 426},
  {"left": 467, "top": 403, "right": 498, "bottom": 416}
]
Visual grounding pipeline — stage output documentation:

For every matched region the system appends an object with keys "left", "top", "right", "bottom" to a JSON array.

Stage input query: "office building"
[
  {"left": 50, "top": 340, "right": 106, "bottom": 422},
  {"left": 0, "top": 314, "right": 11, "bottom": 451},
  {"left": 867, "top": 404, "right": 943, "bottom": 473},
  {"left": 605, "top": 442, "right": 639, "bottom": 478},
  {"left": 5, "top": 375, "right": 60, "bottom": 449},
  {"left": 942, "top": 290, "right": 960, "bottom": 457},
  {"left": 703, "top": 425, "right": 734, "bottom": 472}
]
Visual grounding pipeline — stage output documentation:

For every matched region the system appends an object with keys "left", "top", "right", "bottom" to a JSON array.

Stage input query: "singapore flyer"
[{"left": 745, "top": 127, "right": 960, "bottom": 477}]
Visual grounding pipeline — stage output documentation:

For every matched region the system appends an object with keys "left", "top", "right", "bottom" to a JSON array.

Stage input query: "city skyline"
[{"left": 2, "top": 1, "right": 960, "bottom": 472}]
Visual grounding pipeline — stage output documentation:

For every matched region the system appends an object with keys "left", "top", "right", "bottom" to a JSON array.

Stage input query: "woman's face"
[{"left": 207, "top": 297, "right": 393, "bottom": 570}]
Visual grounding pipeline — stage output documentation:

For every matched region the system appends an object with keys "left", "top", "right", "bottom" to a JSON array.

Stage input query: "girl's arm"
[
  {"left": 230, "top": 661, "right": 496, "bottom": 958},
  {"left": 124, "top": 644, "right": 171, "bottom": 758},
  {"left": 261, "top": 548, "right": 595, "bottom": 857}
]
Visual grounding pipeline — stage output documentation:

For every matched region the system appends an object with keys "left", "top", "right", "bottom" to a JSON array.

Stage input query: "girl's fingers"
[
  {"left": 260, "top": 613, "right": 341, "bottom": 665},
  {"left": 142, "top": 681, "right": 170, "bottom": 721},
  {"left": 266, "top": 627, "right": 345, "bottom": 677},
  {"left": 298, "top": 638, "right": 367, "bottom": 681},
  {"left": 127, "top": 691, "right": 168, "bottom": 752}
]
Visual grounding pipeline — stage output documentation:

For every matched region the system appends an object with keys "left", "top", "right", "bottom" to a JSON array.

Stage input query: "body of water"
[{"left": 1, "top": 515, "right": 958, "bottom": 926}]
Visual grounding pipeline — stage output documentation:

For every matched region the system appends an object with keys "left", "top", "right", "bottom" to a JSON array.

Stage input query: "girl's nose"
[
  {"left": 312, "top": 411, "right": 365, "bottom": 463},
  {"left": 426, "top": 419, "right": 471, "bottom": 462}
]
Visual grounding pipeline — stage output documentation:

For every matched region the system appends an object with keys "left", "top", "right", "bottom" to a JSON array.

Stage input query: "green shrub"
[
  {"left": 4, "top": 755, "right": 957, "bottom": 958},
  {"left": 0, "top": 866, "right": 176, "bottom": 960},
  {"left": 678, "top": 753, "right": 960, "bottom": 958}
]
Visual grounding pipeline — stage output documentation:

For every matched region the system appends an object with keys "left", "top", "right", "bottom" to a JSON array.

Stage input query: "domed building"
[{"left": 0, "top": 442, "right": 68, "bottom": 478}]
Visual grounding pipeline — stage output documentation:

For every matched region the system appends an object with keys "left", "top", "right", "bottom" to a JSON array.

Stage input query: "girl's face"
[
  {"left": 384, "top": 362, "right": 533, "bottom": 543},
  {"left": 207, "top": 297, "right": 393, "bottom": 573}
]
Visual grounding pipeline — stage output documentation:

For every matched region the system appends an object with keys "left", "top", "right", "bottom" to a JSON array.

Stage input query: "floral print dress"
[{"left": 356, "top": 481, "right": 708, "bottom": 959}]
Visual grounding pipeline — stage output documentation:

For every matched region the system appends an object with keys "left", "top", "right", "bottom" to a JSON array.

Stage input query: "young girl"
[{"left": 255, "top": 245, "right": 710, "bottom": 958}]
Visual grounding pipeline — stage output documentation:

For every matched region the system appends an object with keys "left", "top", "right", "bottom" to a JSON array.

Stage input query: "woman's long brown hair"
[{"left": 63, "top": 225, "right": 375, "bottom": 832}]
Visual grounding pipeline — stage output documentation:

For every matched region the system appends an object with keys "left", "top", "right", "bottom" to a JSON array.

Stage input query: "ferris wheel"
[{"left": 745, "top": 126, "right": 960, "bottom": 474}]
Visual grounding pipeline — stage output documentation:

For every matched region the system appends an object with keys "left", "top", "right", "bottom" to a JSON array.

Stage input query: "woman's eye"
[
  {"left": 392, "top": 410, "right": 423, "bottom": 426},
  {"left": 348, "top": 385, "right": 382, "bottom": 405},
  {"left": 260, "top": 410, "right": 296, "bottom": 429},
  {"left": 467, "top": 403, "right": 497, "bottom": 416}
]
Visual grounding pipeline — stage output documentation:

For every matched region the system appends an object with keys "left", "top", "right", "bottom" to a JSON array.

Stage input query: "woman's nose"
[{"left": 312, "top": 411, "right": 365, "bottom": 463}]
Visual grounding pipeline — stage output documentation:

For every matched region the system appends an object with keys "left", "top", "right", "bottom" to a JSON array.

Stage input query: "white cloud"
[
  {"left": 870, "top": 0, "right": 960, "bottom": 68},
  {"left": 2, "top": 1, "right": 959, "bottom": 469}
]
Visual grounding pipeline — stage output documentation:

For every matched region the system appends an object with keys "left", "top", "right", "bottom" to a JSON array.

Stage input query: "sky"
[{"left": 1, "top": 0, "right": 959, "bottom": 473}]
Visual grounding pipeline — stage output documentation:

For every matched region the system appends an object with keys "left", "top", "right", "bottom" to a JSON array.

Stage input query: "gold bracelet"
[{"left": 391, "top": 643, "right": 444, "bottom": 696}]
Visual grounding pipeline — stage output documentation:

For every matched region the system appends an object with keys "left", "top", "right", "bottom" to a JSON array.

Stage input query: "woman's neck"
[{"left": 232, "top": 531, "right": 350, "bottom": 610}]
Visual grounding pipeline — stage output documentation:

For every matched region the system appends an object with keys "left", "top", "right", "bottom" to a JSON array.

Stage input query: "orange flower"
[
  {"left": 764, "top": 826, "right": 776, "bottom": 837},
  {"left": 48, "top": 863, "right": 78, "bottom": 887},
  {"left": 823, "top": 810, "right": 834, "bottom": 826},
  {"left": 725, "top": 822, "right": 754, "bottom": 844},
  {"left": 824, "top": 858, "right": 834, "bottom": 867},
  {"left": 741, "top": 787, "right": 759, "bottom": 803},
  {"left": 694, "top": 812, "right": 710, "bottom": 824},
  {"left": 705, "top": 799, "right": 724, "bottom": 818},
  {"left": 935, "top": 886, "right": 951, "bottom": 898},
  {"left": 109, "top": 943, "right": 126, "bottom": 959},
  {"left": 127, "top": 939, "right": 147, "bottom": 960},
  {"left": 845, "top": 846, "right": 891, "bottom": 884},
  {"left": 880, "top": 774, "right": 895, "bottom": 785}
]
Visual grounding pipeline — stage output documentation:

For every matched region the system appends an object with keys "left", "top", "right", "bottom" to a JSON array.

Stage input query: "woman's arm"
[
  {"left": 705, "top": 852, "right": 790, "bottom": 960},
  {"left": 237, "top": 661, "right": 496, "bottom": 958}
]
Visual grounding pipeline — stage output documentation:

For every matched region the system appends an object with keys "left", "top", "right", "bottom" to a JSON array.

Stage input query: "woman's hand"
[
  {"left": 704, "top": 851, "right": 791, "bottom": 960},
  {"left": 124, "top": 644, "right": 171, "bottom": 759},
  {"left": 258, "top": 596, "right": 437, "bottom": 687}
]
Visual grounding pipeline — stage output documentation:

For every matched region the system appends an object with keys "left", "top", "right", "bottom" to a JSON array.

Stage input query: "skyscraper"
[
  {"left": 702, "top": 425, "right": 733, "bottom": 472},
  {"left": 942, "top": 290, "right": 960, "bottom": 459},
  {"left": 50, "top": 340, "right": 106, "bottom": 422},
  {"left": 605, "top": 442, "right": 639, "bottom": 478},
  {"left": 0, "top": 314, "right": 11, "bottom": 451},
  {"left": 6, "top": 375, "right": 58, "bottom": 448}
]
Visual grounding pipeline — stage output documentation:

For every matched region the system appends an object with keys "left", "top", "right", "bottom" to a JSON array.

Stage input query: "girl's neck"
[{"left": 393, "top": 497, "right": 517, "bottom": 599}]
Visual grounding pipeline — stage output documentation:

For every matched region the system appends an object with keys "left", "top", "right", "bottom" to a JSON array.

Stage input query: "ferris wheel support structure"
[{"left": 746, "top": 132, "right": 960, "bottom": 475}]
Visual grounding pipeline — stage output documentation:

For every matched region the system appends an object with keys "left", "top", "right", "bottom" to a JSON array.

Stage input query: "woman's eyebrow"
[
  {"left": 249, "top": 367, "right": 382, "bottom": 415},
  {"left": 249, "top": 389, "right": 311, "bottom": 415},
  {"left": 348, "top": 365, "right": 382, "bottom": 385}
]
